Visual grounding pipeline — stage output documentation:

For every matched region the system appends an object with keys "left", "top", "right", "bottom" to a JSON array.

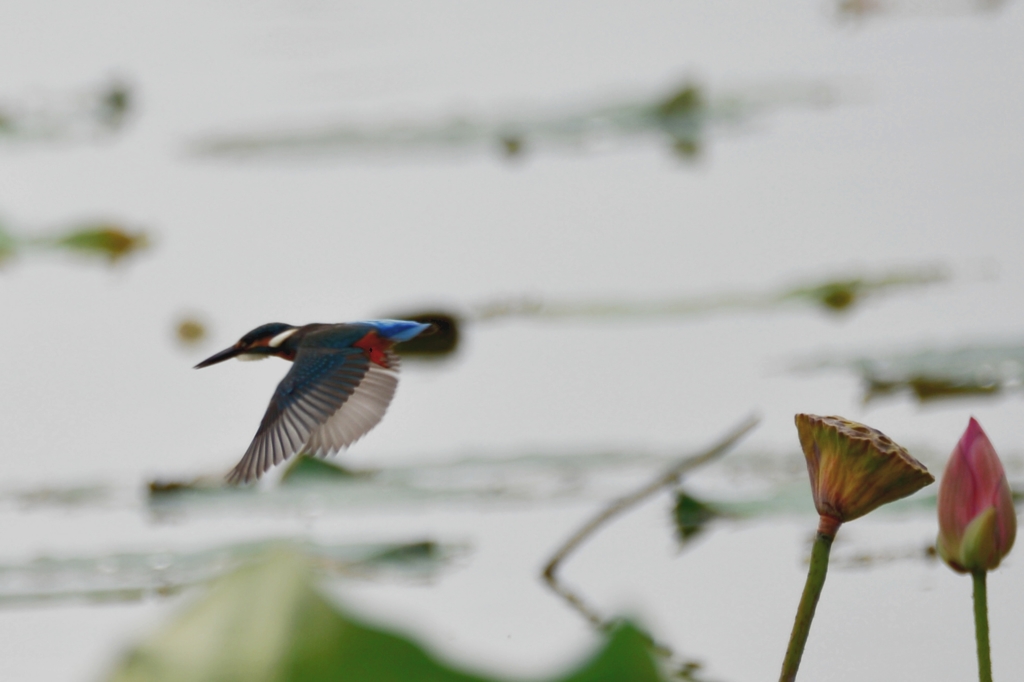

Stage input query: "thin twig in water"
[{"left": 541, "top": 414, "right": 760, "bottom": 666}]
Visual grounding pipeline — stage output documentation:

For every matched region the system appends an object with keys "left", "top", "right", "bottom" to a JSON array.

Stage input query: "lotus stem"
[
  {"left": 973, "top": 570, "right": 992, "bottom": 682},
  {"left": 779, "top": 518, "right": 839, "bottom": 682}
]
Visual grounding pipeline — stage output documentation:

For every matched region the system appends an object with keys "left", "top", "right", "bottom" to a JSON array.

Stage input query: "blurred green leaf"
[
  {"left": 279, "top": 454, "right": 364, "bottom": 483},
  {"left": 653, "top": 84, "right": 705, "bottom": 159},
  {"left": 97, "top": 81, "right": 133, "bottom": 129},
  {"left": 782, "top": 280, "right": 860, "bottom": 312},
  {"left": 51, "top": 223, "right": 149, "bottom": 263},
  {"left": 107, "top": 550, "right": 664, "bottom": 682},
  {"left": 778, "top": 268, "right": 948, "bottom": 313},
  {"left": 654, "top": 85, "right": 704, "bottom": 119},
  {"left": 0, "top": 216, "right": 149, "bottom": 267},
  {"left": 557, "top": 624, "right": 664, "bottom": 682},
  {"left": 361, "top": 540, "right": 445, "bottom": 568},
  {"left": 671, "top": 492, "right": 722, "bottom": 543}
]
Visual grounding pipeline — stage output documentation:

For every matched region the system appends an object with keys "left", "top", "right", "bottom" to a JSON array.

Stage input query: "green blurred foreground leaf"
[{"left": 107, "top": 550, "right": 664, "bottom": 682}]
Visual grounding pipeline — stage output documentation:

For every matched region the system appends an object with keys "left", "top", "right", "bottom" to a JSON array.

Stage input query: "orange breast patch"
[{"left": 353, "top": 331, "right": 393, "bottom": 368}]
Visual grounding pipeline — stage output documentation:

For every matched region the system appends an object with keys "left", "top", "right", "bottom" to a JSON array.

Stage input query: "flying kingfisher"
[{"left": 195, "top": 320, "right": 432, "bottom": 484}]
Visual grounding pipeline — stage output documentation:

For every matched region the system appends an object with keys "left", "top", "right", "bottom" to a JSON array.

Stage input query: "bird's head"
[{"left": 194, "top": 322, "right": 299, "bottom": 368}]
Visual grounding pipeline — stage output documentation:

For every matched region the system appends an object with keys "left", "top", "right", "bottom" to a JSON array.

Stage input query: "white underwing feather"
[{"left": 304, "top": 363, "right": 398, "bottom": 457}]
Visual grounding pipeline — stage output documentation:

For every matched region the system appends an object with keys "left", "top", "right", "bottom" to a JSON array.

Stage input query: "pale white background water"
[{"left": 0, "top": 1, "right": 1023, "bottom": 680}]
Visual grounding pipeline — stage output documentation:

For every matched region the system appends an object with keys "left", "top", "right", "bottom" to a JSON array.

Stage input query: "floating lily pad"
[
  {"left": 0, "top": 78, "right": 133, "bottom": 143},
  {"left": 11, "top": 484, "right": 110, "bottom": 508},
  {"left": 833, "top": 0, "right": 1005, "bottom": 21},
  {"left": 146, "top": 449, "right": 700, "bottom": 518},
  {"left": 0, "top": 539, "right": 463, "bottom": 606},
  {"left": 148, "top": 476, "right": 230, "bottom": 496},
  {"left": 460, "top": 266, "right": 947, "bottom": 321},
  {"left": 794, "top": 341, "right": 1024, "bottom": 404},
  {"left": 192, "top": 79, "right": 833, "bottom": 162}
]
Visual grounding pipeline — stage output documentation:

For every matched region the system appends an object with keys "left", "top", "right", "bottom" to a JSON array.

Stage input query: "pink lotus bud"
[
  {"left": 937, "top": 418, "right": 1017, "bottom": 573},
  {"left": 796, "top": 414, "right": 935, "bottom": 531}
]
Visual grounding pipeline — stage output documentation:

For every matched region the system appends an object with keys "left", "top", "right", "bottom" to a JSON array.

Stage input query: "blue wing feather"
[{"left": 359, "top": 319, "right": 432, "bottom": 342}]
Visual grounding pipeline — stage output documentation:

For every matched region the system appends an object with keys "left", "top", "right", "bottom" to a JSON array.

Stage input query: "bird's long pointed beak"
[{"left": 194, "top": 343, "right": 244, "bottom": 369}]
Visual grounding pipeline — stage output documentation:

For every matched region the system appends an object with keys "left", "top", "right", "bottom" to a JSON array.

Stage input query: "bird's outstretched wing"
[{"left": 226, "top": 348, "right": 399, "bottom": 484}]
